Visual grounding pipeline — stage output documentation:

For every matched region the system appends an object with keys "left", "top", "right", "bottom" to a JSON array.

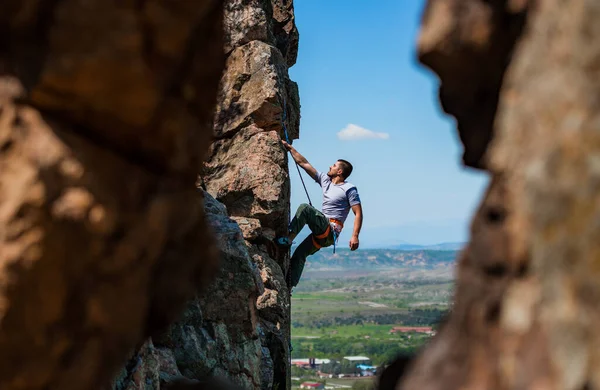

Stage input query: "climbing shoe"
[{"left": 274, "top": 236, "right": 292, "bottom": 248}]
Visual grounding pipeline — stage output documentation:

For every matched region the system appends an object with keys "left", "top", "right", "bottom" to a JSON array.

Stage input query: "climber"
[{"left": 274, "top": 140, "right": 363, "bottom": 290}]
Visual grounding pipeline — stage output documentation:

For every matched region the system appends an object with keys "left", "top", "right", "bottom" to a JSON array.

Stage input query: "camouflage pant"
[{"left": 289, "top": 203, "right": 335, "bottom": 288}]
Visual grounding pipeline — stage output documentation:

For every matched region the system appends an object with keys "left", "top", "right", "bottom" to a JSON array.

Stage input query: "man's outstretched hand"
[
  {"left": 281, "top": 140, "right": 292, "bottom": 151},
  {"left": 349, "top": 235, "right": 359, "bottom": 251}
]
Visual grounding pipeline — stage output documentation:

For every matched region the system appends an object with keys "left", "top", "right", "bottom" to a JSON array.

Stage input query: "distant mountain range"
[
  {"left": 387, "top": 242, "right": 466, "bottom": 251},
  {"left": 300, "top": 248, "right": 460, "bottom": 270}
]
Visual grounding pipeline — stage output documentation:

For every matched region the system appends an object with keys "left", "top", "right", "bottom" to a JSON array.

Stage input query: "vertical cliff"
[
  {"left": 196, "top": 1, "right": 300, "bottom": 387},
  {"left": 114, "top": 1, "right": 300, "bottom": 389}
]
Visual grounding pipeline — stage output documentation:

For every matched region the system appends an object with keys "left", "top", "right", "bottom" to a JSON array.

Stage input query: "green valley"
[{"left": 289, "top": 249, "right": 457, "bottom": 388}]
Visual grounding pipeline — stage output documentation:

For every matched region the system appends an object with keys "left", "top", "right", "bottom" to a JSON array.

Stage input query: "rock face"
[
  {"left": 384, "top": 1, "right": 600, "bottom": 389},
  {"left": 178, "top": 0, "right": 299, "bottom": 387},
  {"left": 203, "top": 3, "right": 298, "bottom": 389},
  {"left": 206, "top": 33, "right": 300, "bottom": 229},
  {"left": 116, "top": 1, "right": 299, "bottom": 389},
  {"left": 0, "top": 1, "right": 225, "bottom": 390},
  {"left": 114, "top": 191, "right": 267, "bottom": 390}
]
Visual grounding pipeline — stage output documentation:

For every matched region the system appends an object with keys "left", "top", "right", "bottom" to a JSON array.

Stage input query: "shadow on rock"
[{"left": 163, "top": 377, "right": 244, "bottom": 390}]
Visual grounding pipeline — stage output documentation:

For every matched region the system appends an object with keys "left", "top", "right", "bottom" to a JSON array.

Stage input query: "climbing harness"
[
  {"left": 280, "top": 95, "right": 313, "bottom": 208},
  {"left": 311, "top": 218, "right": 343, "bottom": 254}
]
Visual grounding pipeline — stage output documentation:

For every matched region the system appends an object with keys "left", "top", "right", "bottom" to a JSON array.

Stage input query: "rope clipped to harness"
[
  {"left": 280, "top": 95, "right": 313, "bottom": 208},
  {"left": 331, "top": 220, "right": 342, "bottom": 254},
  {"left": 312, "top": 219, "right": 343, "bottom": 254}
]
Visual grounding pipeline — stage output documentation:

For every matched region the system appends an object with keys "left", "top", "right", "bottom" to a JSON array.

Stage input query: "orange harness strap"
[
  {"left": 311, "top": 219, "right": 344, "bottom": 249},
  {"left": 312, "top": 235, "right": 323, "bottom": 249},
  {"left": 314, "top": 225, "right": 331, "bottom": 239},
  {"left": 312, "top": 225, "right": 330, "bottom": 249}
]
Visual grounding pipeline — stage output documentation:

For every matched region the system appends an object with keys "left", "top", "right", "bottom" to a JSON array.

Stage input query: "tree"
[{"left": 291, "top": 366, "right": 305, "bottom": 378}]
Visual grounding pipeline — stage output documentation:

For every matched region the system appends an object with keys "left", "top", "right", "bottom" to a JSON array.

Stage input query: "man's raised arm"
[{"left": 281, "top": 140, "right": 318, "bottom": 180}]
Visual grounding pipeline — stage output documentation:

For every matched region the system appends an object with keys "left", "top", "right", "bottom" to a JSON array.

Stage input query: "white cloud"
[{"left": 337, "top": 124, "right": 390, "bottom": 141}]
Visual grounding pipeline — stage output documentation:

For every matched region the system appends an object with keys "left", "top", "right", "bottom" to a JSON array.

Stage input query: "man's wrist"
[{"left": 352, "top": 234, "right": 359, "bottom": 238}]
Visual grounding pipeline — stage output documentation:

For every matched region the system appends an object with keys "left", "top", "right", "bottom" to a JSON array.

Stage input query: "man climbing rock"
[{"left": 275, "top": 140, "right": 363, "bottom": 291}]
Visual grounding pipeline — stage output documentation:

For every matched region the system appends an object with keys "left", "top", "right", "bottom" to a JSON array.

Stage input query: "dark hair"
[{"left": 337, "top": 159, "right": 353, "bottom": 179}]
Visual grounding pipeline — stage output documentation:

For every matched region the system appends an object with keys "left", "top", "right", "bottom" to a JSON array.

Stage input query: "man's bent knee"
[{"left": 297, "top": 203, "right": 311, "bottom": 213}]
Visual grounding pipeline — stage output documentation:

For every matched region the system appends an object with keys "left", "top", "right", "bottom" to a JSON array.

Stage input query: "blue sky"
[{"left": 287, "top": 1, "right": 489, "bottom": 247}]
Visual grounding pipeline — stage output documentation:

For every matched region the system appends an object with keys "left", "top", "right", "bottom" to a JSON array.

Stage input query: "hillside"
[
  {"left": 300, "top": 249, "right": 459, "bottom": 270},
  {"left": 390, "top": 242, "right": 465, "bottom": 251}
]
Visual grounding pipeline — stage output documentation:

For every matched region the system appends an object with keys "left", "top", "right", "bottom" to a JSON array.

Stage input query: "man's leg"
[
  {"left": 289, "top": 234, "right": 320, "bottom": 289},
  {"left": 284, "top": 203, "right": 330, "bottom": 243}
]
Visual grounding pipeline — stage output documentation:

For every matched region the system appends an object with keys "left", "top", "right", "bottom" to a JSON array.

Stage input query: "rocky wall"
[
  {"left": 0, "top": 1, "right": 225, "bottom": 389},
  {"left": 381, "top": 1, "right": 600, "bottom": 389},
  {"left": 115, "top": 1, "right": 300, "bottom": 389},
  {"left": 199, "top": 1, "right": 299, "bottom": 389}
]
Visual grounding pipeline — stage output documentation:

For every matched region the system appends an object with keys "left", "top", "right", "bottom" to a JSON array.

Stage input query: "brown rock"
[
  {"left": 200, "top": 191, "right": 263, "bottom": 337},
  {"left": 115, "top": 0, "right": 300, "bottom": 388},
  {"left": 257, "top": 288, "right": 286, "bottom": 324},
  {"left": 200, "top": 1, "right": 298, "bottom": 389},
  {"left": 224, "top": 0, "right": 275, "bottom": 54},
  {"left": 250, "top": 246, "right": 287, "bottom": 292},
  {"left": 230, "top": 216, "right": 263, "bottom": 240},
  {"left": 271, "top": 0, "right": 300, "bottom": 67},
  {"left": 213, "top": 40, "right": 298, "bottom": 140},
  {"left": 417, "top": 0, "right": 529, "bottom": 169},
  {"left": 204, "top": 125, "right": 290, "bottom": 229},
  {"left": 146, "top": 191, "right": 268, "bottom": 388},
  {"left": 223, "top": 0, "right": 299, "bottom": 67},
  {"left": 0, "top": 99, "right": 220, "bottom": 390},
  {"left": 3, "top": 0, "right": 224, "bottom": 176},
  {"left": 0, "top": 0, "right": 225, "bottom": 389},
  {"left": 394, "top": 0, "right": 600, "bottom": 389},
  {"left": 488, "top": 1, "right": 600, "bottom": 387}
]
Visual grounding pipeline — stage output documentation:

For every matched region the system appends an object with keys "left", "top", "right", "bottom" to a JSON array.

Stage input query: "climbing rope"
[
  {"left": 280, "top": 94, "right": 302, "bottom": 357},
  {"left": 280, "top": 95, "right": 313, "bottom": 208}
]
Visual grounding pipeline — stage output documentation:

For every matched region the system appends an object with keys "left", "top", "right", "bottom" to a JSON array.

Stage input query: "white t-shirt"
[{"left": 315, "top": 171, "right": 361, "bottom": 229}]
